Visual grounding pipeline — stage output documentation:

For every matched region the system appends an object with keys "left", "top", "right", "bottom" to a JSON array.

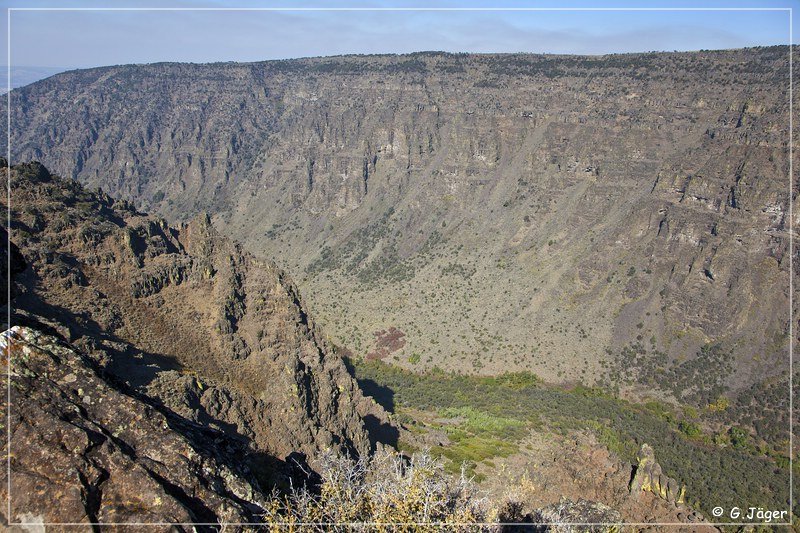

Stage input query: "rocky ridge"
[{"left": 3, "top": 159, "right": 394, "bottom": 475}]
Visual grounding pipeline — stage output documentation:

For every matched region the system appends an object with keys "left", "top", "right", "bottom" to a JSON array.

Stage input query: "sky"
[{"left": 0, "top": 0, "right": 796, "bottom": 87}]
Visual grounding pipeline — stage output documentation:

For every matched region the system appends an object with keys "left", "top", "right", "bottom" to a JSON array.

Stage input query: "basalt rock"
[
  {"left": 528, "top": 498, "right": 622, "bottom": 533},
  {"left": 629, "top": 444, "right": 686, "bottom": 505},
  {"left": 0, "top": 226, "right": 26, "bottom": 305},
  {"left": 0, "top": 325, "right": 271, "bottom": 527}
]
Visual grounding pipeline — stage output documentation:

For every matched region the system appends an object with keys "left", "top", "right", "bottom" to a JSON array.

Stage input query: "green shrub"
[{"left": 678, "top": 420, "right": 702, "bottom": 438}]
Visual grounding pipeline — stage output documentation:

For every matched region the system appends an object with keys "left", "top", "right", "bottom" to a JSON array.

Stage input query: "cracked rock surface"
[{"left": 1, "top": 325, "right": 268, "bottom": 528}]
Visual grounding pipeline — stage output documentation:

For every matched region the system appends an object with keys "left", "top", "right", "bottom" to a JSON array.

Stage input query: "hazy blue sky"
[{"left": 0, "top": 0, "right": 795, "bottom": 84}]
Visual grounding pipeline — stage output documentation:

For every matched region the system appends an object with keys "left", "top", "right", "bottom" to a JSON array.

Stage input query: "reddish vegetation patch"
[{"left": 366, "top": 327, "right": 406, "bottom": 360}]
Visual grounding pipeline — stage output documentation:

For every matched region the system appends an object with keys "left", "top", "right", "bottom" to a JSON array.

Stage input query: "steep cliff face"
[
  {"left": 4, "top": 161, "right": 393, "bottom": 470},
  {"left": 3, "top": 49, "right": 795, "bottom": 406}
]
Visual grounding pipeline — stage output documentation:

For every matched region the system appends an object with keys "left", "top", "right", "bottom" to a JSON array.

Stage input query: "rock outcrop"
[
  {"left": 629, "top": 444, "right": 686, "bottom": 506},
  {"left": 1, "top": 325, "right": 269, "bottom": 526},
  {"left": 500, "top": 498, "right": 622, "bottom": 532},
  {"left": 484, "top": 431, "right": 716, "bottom": 531},
  {"left": 529, "top": 499, "right": 622, "bottom": 533},
  {"left": 0, "top": 226, "right": 26, "bottom": 306}
]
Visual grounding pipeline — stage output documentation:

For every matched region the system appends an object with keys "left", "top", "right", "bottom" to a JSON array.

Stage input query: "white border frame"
[{"left": 4, "top": 5, "right": 794, "bottom": 528}]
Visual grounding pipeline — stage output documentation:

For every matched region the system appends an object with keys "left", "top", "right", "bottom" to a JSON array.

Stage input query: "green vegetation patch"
[
  {"left": 440, "top": 406, "right": 527, "bottom": 439},
  {"left": 424, "top": 406, "right": 527, "bottom": 480},
  {"left": 347, "top": 357, "right": 792, "bottom": 521},
  {"left": 434, "top": 435, "right": 519, "bottom": 482}
]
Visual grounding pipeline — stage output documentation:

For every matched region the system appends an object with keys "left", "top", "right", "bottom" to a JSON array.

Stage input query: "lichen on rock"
[{"left": 629, "top": 444, "right": 686, "bottom": 505}]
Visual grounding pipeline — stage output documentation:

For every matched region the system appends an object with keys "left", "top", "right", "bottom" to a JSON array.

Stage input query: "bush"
[
  {"left": 263, "top": 449, "right": 496, "bottom": 530},
  {"left": 728, "top": 426, "right": 751, "bottom": 451},
  {"left": 678, "top": 421, "right": 702, "bottom": 438}
]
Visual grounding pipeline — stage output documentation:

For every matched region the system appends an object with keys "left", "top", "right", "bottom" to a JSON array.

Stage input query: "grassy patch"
[
  {"left": 440, "top": 406, "right": 527, "bottom": 438},
  {"left": 434, "top": 435, "right": 519, "bottom": 480}
]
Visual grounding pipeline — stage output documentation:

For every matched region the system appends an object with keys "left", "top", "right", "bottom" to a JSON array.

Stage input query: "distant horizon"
[
  {"left": 2, "top": 1, "right": 793, "bottom": 84},
  {"left": 2, "top": 42, "right": 791, "bottom": 93},
  {"left": 3, "top": 41, "right": 793, "bottom": 70}
]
